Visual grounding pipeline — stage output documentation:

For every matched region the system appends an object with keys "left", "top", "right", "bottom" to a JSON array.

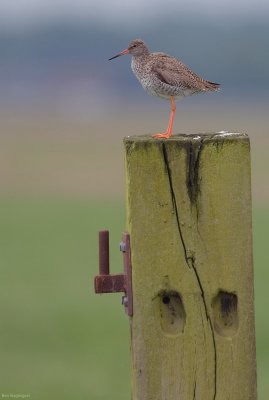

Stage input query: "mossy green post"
[{"left": 124, "top": 133, "right": 257, "bottom": 400}]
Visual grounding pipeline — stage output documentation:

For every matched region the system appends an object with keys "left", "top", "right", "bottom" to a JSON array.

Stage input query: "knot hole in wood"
[
  {"left": 156, "top": 290, "right": 186, "bottom": 336},
  {"left": 212, "top": 290, "right": 239, "bottom": 337}
]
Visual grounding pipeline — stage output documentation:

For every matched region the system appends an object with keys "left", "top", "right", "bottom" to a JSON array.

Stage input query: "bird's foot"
[{"left": 152, "top": 132, "right": 172, "bottom": 139}]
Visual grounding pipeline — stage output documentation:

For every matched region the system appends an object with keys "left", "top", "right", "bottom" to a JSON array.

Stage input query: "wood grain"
[{"left": 124, "top": 133, "right": 257, "bottom": 400}]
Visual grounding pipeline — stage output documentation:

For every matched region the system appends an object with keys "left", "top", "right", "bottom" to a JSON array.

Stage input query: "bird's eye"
[{"left": 132, "top": 44, "right": 137, "bottom": 48}]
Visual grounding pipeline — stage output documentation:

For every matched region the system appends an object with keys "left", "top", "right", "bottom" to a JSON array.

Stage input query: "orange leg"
[{"left": 152, "top": 96, "right": 176, "bottom": 139}]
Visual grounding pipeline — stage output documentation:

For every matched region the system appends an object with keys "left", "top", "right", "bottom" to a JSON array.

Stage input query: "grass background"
[{"left": 0, "top": 115, "right": 268, "bottom": 399}]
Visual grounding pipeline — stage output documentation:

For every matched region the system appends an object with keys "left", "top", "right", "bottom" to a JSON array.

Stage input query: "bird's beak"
[{"left": 108, "top": 48, "right": 129, "bottom": 61}]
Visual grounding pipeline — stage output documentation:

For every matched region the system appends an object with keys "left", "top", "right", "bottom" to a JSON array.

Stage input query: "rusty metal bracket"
[{"left": 94, "top": 230, "right": 133, "bottom": 317}]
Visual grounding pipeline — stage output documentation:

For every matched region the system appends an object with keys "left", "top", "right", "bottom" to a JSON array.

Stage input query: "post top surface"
[{"left": 124, "top": 131, "right": 248, "bottom": 144}]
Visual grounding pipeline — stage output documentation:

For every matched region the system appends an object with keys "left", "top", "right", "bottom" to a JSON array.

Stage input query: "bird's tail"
[{"left": 205, "top": 81, "right": 220, "bottom": 91}]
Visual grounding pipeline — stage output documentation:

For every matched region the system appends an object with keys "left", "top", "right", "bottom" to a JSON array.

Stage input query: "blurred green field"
[
  {"left": 0, "top": 198, "right": 129, "bottom": 399},
  {"left": 0, "top": 197, "right": 268, "bottom": 399}
]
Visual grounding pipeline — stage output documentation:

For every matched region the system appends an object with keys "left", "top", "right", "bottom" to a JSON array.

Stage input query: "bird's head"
[{"left": 109, "top": 39, "right": 149, "bottom": 60}]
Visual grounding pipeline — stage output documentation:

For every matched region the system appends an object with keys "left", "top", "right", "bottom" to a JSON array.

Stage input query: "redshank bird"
[{"left": 109, "top": 39, "right": 219, "bottom": 139}]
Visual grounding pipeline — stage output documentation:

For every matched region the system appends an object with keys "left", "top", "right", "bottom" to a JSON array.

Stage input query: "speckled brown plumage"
[{"left": 109, "top": 38, "right": 220, "bottom": 138}]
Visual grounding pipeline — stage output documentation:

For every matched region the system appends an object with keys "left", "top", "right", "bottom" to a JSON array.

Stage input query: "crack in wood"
[
  {"left": 186, "top": 139, "right": 204, "bottom": 205},
  {"left": 161, "top": 143, "right": 192, "bottom": 268},
  {"left": 190, "top": 259, "right": 217, "bottom": 400},
  {"left": 193, "top": 379, "right": 197, "bottom": 400},
  {"left": 162, "top": 141, "right": 217, "bottom": 400}
]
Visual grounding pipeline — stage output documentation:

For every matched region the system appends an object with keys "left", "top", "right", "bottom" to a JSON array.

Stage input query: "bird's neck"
[{"left": 132, "top": 51, "right": 150, "bottom": 60}]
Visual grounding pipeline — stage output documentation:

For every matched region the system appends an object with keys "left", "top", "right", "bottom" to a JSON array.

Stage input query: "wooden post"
[{"left": 124, "top": 133, "right": 257, "bottom": 400}]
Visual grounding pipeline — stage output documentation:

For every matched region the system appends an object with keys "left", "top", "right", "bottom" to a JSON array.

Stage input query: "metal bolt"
[
  {"left": 119, "top": 241, "right": 126, "bottom": 252},
  {"left": 122, "top": 295, "right": 128, "bottom": 307}
]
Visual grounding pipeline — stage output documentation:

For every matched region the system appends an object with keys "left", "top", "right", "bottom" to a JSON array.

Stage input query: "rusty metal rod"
[{"left": 99, "top": 230, "right": 109, "bottom": 275}]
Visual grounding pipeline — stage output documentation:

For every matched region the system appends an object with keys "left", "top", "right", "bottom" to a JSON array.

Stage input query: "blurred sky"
[
  {"left": 0, "top": 0, "right": 269, "bottom": 29},
  {"left": 0, "top": 0, "right": 268, "bottom": 124}
]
